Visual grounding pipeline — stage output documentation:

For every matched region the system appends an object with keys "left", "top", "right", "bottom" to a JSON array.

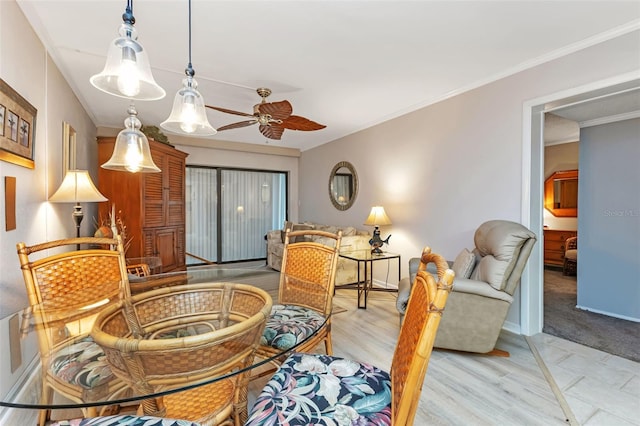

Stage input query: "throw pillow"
[
  {"left": 290, "top": 223, "right": 314, "bottom": 243},
  {"left": 452, "top": 248, "right": 476, "bottom": 279},
  {"left": 341, "top": 226, "right": 357, "bottom": 236},
  {"left": 281, "top": 220, "right": 293, "bottom": 243}
]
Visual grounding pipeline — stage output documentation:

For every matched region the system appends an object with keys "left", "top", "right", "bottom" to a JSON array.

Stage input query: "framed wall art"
[
  {"left": 63, "top": 122, "right": 77, "bottom": 172},
  {"left": 0, "top": 79, "right": 37, "bottom": 169}
]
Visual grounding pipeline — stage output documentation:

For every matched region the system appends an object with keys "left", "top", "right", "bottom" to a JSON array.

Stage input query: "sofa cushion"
[
  {"left": 341, "top": 226, "right": 357, "bottom": 236},
  {"left": 281, "top": 221, "right": 315, "bottom": 243},
  {"left": 452, "top": 248, "right": 476, "bottom": 279},
  {"left": 291, "top": 223, "right": 314, "bottom": 242}
]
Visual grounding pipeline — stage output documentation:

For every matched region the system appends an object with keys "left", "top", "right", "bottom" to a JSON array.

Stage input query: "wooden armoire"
[{"left": 97, "top": 137, "right": 189, "bottom": 272}]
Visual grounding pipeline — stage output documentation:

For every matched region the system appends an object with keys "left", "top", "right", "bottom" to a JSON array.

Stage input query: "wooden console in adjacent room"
[
  {"left": 543, "top": 229, "right": 577, "bottom": 267},
  {"left": 97, "top": 137, "right": 188, "bottom": 272}
]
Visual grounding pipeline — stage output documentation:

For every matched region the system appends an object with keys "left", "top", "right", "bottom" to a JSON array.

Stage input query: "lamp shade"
[
  {"left": 90, "top": 22, "right": 165, "bottom": 101},
  {"left": 161, "top": 76, "right": 217, "bottom": 136},
  {"left": 364, "top": 206, "right": 392, "bottom": 227},
  {"left": 49, "top": 170, "right": 107, "bottom": 203},
  {"left": 102, "top": 105, "right": 161, "bottom": 173}
]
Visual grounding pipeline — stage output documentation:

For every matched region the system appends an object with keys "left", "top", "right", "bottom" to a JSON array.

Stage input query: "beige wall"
[
  {"left": 299, "top": 30, "right": 640, "bottom": 331},
  {"left": 544, "top": 141, "right": 579, "bottom": 230},
  {"left": 0, "top": 0, "right": 98, "bottom": 399}
]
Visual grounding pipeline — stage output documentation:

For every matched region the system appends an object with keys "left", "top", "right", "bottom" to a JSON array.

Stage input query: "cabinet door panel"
[
  {"left": 156, "top": 229, "right": 178, "bottom": 272},
  {"left": 143, "top": 165, "right": 165, "bottom": 227}
]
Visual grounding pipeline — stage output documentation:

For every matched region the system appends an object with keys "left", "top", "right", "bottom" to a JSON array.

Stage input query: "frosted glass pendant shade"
[
  {"left": 102, "top": 105, "right": 161, "bottom": 173},
  {"left": 161, "top": 76, "right": 217, "bottom": 136},
  {"left": 90, "top": 23, "right": 165, "bottom": 101}
]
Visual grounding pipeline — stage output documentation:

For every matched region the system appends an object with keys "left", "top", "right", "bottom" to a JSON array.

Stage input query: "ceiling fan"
[{"left": 206, "top": 88, "right": 326, "bottom": 140}]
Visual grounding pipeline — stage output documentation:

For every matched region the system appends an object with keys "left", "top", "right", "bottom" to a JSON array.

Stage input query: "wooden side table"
[{"left": 338, "top": 250, "right": 401, "bottom": 309}]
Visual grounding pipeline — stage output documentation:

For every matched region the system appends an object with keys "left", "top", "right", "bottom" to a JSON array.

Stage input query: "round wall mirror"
[{"left": 329, "top": 161, "right": 358, "bottom": 210}]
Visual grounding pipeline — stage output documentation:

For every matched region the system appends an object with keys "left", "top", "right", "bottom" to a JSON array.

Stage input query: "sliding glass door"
[{"left": 186, "top": 166, "right": 287, "bottom": 265}]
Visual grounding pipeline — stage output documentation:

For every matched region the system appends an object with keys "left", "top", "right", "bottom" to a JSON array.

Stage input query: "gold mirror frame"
[
  {"left": 544, "top": 169, "right": 578, "bottom": 217},
  {"left": 329, "top": 161, "right": 358, "bottom": 211}
]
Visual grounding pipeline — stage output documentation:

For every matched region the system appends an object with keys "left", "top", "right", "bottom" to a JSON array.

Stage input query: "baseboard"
[
  {"left": 502, "top": 320, "right": 521, "bottom": 335},
  {"left": 575, "top": 305, "right": 640, "bottom": 323},
  {"left": 372, "top": 279, "right": 398, "bottom": 290},
  {"left": 0, "top": 356, "right": 40, "bottom": 424}
]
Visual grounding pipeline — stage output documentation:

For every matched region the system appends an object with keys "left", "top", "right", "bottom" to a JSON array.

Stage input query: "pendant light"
[
  {"left": 102, "top": 104, "right": 161, "bottom": 173},
  {"left": 90, "top": 0, "right": 165, "bottom": 101},
  {"left": 161, "top": 0, "right": 216, "bottom": 136}
]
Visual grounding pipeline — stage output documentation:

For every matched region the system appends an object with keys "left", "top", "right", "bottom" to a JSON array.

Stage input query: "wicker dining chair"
[
  {"left": 126, "top": 263, "right": 151, "bottom": 277},
  {"left": 256, "top": 229, "right": 342, "bottom": 363},
  {"left": 246, "top": 247, "right": 454, "bottom": 425},
  {"left": 16, "top": 236, "right": 131, "bottom": 426},
  {"left": 91, "top": 282, "right": 273, "bottom": 426},
  {"left": 563, "top": 236, "right": 578, "bottom": 276}
]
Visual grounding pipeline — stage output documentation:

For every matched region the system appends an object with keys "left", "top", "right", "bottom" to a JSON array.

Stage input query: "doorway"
[{"left": 521, "top": 73, "right": 640, "bottom": 336}]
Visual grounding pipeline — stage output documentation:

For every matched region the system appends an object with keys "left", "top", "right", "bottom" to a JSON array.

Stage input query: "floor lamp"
[{"left": 50, "top": 170, "right": 108, "bottom": 249}]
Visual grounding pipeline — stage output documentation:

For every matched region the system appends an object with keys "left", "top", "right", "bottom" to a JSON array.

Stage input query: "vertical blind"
[{"left": 186, "top": 166, "right": 287, "bottom": 264}]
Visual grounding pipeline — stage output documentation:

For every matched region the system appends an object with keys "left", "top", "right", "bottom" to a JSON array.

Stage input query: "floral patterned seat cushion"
[
  {"left": 76, "top": 415, "right": 200, "bottom": 425},
  {"left": 50, "top": 338, "right": 114, "bottom": 390},
  {"left": 246, "top": 353, "right": 392, "bottom": 425},
  {"left": 261, "top": 305, "right": 326, "bottom": 351}
]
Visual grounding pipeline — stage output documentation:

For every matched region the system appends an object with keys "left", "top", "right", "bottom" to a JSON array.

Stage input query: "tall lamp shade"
[{"left": 50, "top": 170, "right": 108, "bottom": 247}]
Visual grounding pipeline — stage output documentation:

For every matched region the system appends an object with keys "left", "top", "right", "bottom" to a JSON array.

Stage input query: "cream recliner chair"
[{"left": 397, "top": 220, "right": 537, "bottom": 355}]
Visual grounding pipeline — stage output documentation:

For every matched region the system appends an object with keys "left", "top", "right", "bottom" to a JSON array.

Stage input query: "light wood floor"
[
  {"left": 10, "top": 287, "right": 639, "bottom": 425},
  {"left": 249, "top": 290, "right": 640, "bottom": 425}
]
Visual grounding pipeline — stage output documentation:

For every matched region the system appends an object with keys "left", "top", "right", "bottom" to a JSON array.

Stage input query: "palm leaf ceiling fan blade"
[
  {"left": 259, "top": 124, "right": 285, "bottom": 140},
  {"left": 206, "top": 87, "right": 325, "bottom": 140},
  {"left": 258, "top": 100, "right": 293, "bottom": 121},
  {"left": 281, "top": 115, "right": 326, "bottom": 131},
  {"left": 217, "top": 120, "right": 258, "bottom": 131}
]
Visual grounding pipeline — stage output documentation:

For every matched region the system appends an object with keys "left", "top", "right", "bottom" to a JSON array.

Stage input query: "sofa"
[{"left": 266, "top": 221, "right": 372, "bottom": 285}]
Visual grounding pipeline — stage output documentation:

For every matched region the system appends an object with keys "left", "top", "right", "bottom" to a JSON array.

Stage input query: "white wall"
[
  {"left": 299, "top": 30, "right": 640, "bottom": 332},
  {"left": 0, "top": 0, "right": 98, "bottom": 400}
]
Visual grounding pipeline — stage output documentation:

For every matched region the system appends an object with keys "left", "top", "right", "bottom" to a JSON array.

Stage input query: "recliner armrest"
[{"left": 451, "top": 278, "right": 513, "bottom": 303}]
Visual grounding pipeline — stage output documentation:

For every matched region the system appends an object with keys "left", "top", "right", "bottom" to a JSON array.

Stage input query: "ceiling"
[{"left": 17, "top": 1, "right": 640, "bottom": 151}]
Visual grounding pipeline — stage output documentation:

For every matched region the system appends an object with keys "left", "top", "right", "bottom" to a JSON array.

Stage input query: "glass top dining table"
[{"left": 0, "top": 267, "right": 317, "bottom": 412}]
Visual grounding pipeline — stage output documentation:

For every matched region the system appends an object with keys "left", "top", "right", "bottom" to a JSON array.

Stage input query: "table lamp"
[
  {"left": 50, "top": 170, "right": 108, "bottom": 248},
  {"left": 364, "top": 206, "right": 392, "bottom": 254}
]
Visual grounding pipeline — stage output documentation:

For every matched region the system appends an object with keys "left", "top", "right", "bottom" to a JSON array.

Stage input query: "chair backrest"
[
  {"left": 392, "top": 247, "right": 454, "bottom": 425},
  {"left": 471, "top": 220, "right": 537, "bottom": 295},
  {"left": 565, "top": 236, "right": 578, "bottom": 251},
  {"left": 16, "top": 236, "right": 130, "bottom": 354},
  {"left": 415, "top": 246, "right": 449, "bottom": 280},
  {"left": 278, "top": 229, "right": 342, "bottom": 316}
]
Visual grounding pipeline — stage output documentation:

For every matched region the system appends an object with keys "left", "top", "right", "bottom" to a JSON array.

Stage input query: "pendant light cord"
[{"left": 186, "top": 0, "right": 195, "bottom": 77}]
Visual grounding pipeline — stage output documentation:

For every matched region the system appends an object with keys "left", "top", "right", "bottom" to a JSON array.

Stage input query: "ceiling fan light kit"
[
  {"left": 102, "top": 104, "right": 161, "bottom": 173},
  {"left": 160, "top": 0, "right": 216, "bottom": 137},
  {"left": 90, "top": 0, "right": 165, "bottom": 101}
]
